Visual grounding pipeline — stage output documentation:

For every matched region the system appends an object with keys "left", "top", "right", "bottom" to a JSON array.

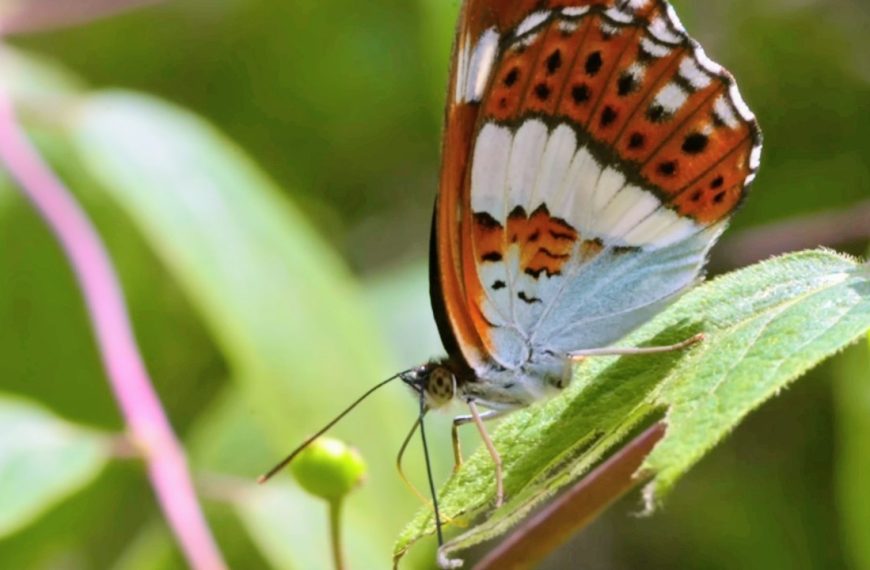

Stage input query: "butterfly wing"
[{"left": 433, "top": 0, "right": 762, "bottom": 373}]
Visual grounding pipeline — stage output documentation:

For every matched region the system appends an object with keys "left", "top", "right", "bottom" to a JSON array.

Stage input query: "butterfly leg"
[
  {"left": 451, "top": 409, "right": 509, "bottom": 473},
  {"left": 568, "top": 333, "right": 704, "bottom": 362},
  {"left": 467, "top": 400, "right": 506, "bottom": 507}
]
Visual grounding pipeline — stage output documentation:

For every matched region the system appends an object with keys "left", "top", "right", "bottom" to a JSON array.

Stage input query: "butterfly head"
[{"left": 400, "top": 360, "right": 457, "bottom": 410}]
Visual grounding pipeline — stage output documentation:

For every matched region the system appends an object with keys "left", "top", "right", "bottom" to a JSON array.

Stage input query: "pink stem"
[
  {"left": 0, "top": 95, "right": 226, "bottom": 569},
  {"left": 0, "top": 0, "right": 165, "bottom": 36}
]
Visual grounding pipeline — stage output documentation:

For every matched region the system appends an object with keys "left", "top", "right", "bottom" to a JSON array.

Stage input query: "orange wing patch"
[
  {"left": 507, "top": 205, "right": 579, "bottom": 278},
  {"left": 472, "top": 206, "right": 583, "bottom": 280}
]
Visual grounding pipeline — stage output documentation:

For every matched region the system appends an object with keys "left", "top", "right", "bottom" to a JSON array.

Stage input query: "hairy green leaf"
[
  {"left": 0, "top": 395, "right": 108, "bottom": 537},
  {"left": 396, "top": 250, "right": 870, "bottom": 562}
]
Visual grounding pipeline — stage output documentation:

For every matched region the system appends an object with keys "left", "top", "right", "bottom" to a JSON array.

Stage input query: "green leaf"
[
  {"left": 235, "top": 481, "right": 389, "bottom": 570},
  {"left": 0, "top": 46, "right": 84, "bottom": 105},
  {"left": 396, "top": 250, "right": 870, "bottom": 562},
  {"left": 69, "top": 92, "right": 420, "bottom": 567},
  {"left": 110, "top": 520, "right": 177, "bottom": 570},
  {"left": 0, "top": 395, "right": 109, "bottom": 537},
  {"left": 69, "top": 89, "right": 412, "bottom": 458}
]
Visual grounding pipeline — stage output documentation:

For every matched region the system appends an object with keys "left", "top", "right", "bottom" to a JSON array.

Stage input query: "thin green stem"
[{"left": 329, "top": 499, "right": 346, "bottom": 570}]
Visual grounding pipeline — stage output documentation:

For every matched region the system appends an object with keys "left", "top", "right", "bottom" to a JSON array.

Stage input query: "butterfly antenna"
[
  {"left": 396, "top": 416, "right": 429, "bottom": 503},
  {"left": 257, "top": 373, "right": 403, "bottom": 484},
  {"left": 417, "top": 393, "right": 445, "bottom": 546}
]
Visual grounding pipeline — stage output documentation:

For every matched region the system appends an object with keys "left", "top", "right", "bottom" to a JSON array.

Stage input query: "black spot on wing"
[
  {"left": 546, "top": 50, "right": 562, "bottom": 74},
  {"left": 600, "top": 106, "right": 618, "bottom": 127},
  {"left": 518, "top": 291, "right": 542, "bottom": 304},
  {"left": 628, "top": 132, "right": 645, "bottom": 149},
  {"left": 682, "top": 132, "right": 709, "bottom": 154},
  {"left": 474, "top": 211, "right": 503, "bottom": 229},
  {"left": 612, "top": 245, "right": 640, "bottom": 255},
  {"left": 657, "top": 160, "right": 677, "bottom": 176},
  {"left": 617, "top": 72, "right": 637, "bottom": 96},
  {"left": 646, "top": 103, "right": 668, "bottom": 123},
  {"left": 585, "top": 51, "right": 603, "bottom": 76},
  {"left": 572, "top": 84, "right": 591, "bottom": 104}
]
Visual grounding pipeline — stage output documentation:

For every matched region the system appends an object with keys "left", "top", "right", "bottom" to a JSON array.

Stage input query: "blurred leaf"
[
  {"left": 364, "top": 261, "right": 442, "bottom": 366},
  {"left": 835, "top": 331, "right": 870, "bottom": 570},
  {"left": 234, "top": 481, "right": 389, "bottom": 570},
  {"left": 187, "top": 385, "right": 274, "bottom": 477},
  {"left": 0, "top": 394, "right": 109, "bottom": 537},
  {"left": 69, "top": 88, "right": 408, "bottom": 450},
  {"left": 0, "top": 46, "right": 84, "bottom": 104},
  {"left": 69, "top": 91, "right": 420, "bottom": 567},
  {"left": 110, "top": 520, "right": 179, "bottom": 570},
  {"left": 396, "top": 250, "right": 870, "bottom": 562}
]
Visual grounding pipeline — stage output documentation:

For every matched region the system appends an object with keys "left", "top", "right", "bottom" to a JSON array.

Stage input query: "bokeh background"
[{"left": 0, "top": 0, "right": 868, "bottom": 568}]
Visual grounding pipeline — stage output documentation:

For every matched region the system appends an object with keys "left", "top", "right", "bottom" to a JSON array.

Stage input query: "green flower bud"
[{"left": 290, "top": 437, "right": 367, "bottom": 502}]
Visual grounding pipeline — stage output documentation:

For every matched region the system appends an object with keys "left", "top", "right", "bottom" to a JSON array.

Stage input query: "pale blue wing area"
[
  {"left": 533, "top": 225, "right": 722, "bottom": 355},
  {"left": 479, "top": 225, "right": 722, "bottom": 371}
]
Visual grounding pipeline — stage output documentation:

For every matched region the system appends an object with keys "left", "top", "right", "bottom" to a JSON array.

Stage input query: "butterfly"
[{"left": 261, "top": 0, "right": 761, "bottom": 560}]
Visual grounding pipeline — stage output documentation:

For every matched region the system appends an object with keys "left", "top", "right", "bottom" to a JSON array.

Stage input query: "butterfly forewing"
[{"left": 434, "top": 0, "right": 761, "bottom": 375}]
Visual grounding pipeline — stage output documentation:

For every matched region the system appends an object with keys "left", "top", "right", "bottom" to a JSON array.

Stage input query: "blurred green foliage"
[{"left": 1, "top": 0, "right": 868, "bottom": 569}]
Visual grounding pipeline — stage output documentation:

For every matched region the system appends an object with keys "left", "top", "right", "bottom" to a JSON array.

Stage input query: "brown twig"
[
  {"left": 0, "top": 0, "right": 164, "bottom": 35},
  {"left": 712, "top": 200, "right": 870, "bottom": 270},
  {"left": 473, "top": 423, "right": 666, "bottom": 570}
]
